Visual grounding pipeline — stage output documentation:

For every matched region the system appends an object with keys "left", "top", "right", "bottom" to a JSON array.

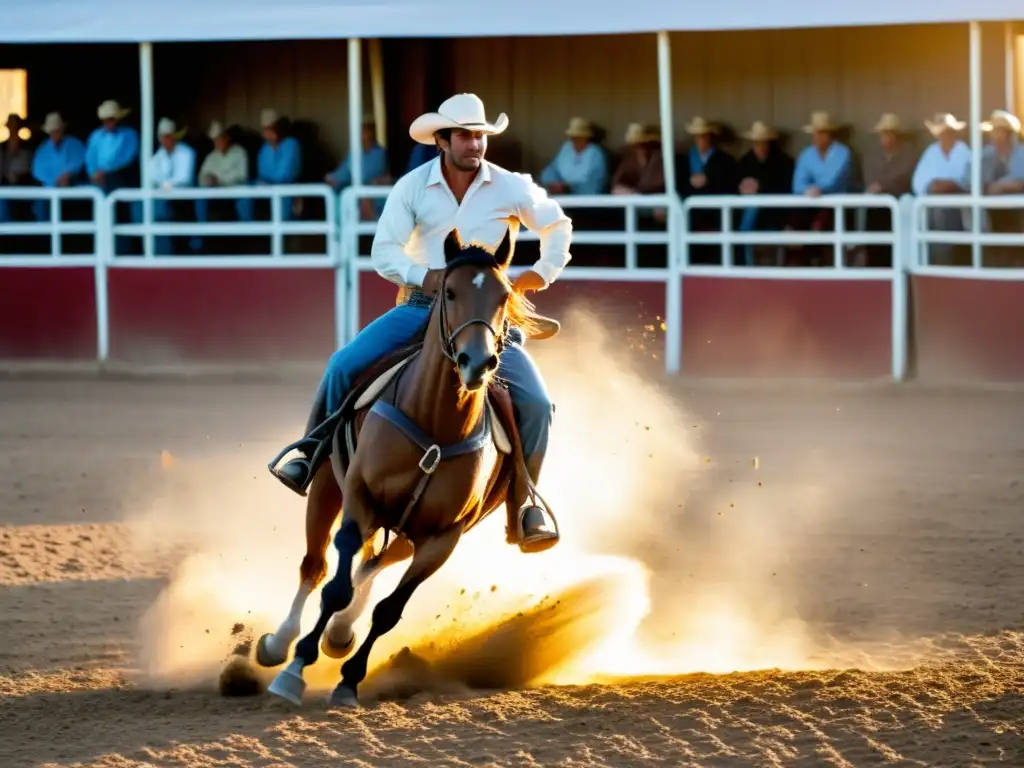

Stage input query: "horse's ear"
[
  {"left": 443, "top": 229, "right": 463, "bottom": 264},
  {"left": 493, "top": 227, "right": 513, "bottom": 270}
]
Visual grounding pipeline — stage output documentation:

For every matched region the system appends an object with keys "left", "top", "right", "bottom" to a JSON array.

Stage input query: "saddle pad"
[{"left": 351, "top": 356, "right": 511, "bottom": 456}]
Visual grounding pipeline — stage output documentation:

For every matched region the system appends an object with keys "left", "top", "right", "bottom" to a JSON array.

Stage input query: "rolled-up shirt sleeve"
[
  {"left": 370, "top": 177, "right": 427, "bottom": 287},
  {"left": 513, "top": 173, "right": 572, "bottom": 285}
]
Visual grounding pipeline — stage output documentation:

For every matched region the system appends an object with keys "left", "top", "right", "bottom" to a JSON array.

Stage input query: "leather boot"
[
  {"left": 269, "top": 378, "right": 331, "bottom": 496},
  {"left": 515, "top": 452, "right": 559, "bottom": 553}
]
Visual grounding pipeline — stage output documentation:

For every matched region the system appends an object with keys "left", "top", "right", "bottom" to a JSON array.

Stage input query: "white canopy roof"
[{"left": 4, "top": 0, "right": 1020, "bottom": 43}]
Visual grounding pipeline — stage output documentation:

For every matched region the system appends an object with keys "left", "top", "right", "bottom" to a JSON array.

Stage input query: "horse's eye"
[{"left": 445, "top": 288, "right": 456, "bottom": 301}]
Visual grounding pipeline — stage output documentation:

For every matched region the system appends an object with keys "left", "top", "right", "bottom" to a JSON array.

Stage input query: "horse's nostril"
[
  {"left": 457, "top": 352, "right": 470, "bottom": 368},
  {"left": 485, "top": 355, "right": 499, "bottom": 371}
]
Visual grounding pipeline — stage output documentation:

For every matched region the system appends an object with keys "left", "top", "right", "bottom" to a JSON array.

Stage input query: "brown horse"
[{"left": 259, "top": 226, "right": 558, "bottom": 708}]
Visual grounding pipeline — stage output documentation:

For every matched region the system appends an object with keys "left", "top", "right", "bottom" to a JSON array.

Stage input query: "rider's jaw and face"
[{"left": 436, "top": 128, "right": 487, "bottom": 173}]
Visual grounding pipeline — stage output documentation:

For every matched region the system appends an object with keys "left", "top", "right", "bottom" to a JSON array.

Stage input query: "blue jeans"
[{"left": 322, "top": 303, "right": 553, "bottom": 458}]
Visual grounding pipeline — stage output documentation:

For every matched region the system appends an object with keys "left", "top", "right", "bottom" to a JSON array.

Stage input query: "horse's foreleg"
[
  {"left": 256, "top": 462, "right": 340, "bottom": 668},
  {"left": 322, "top": 535, "right": 414, "bottom": 658},
  {"left": 268, "top": 484, "right": 371, "bottom": 705},
  {"left": 330, "top": 524, "right": 464, "bottom": 708}
]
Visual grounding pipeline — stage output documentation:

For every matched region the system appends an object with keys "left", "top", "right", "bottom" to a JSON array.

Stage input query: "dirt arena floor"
[{"left": 2, "top": 358, "right": 1024, "bottom": 765}]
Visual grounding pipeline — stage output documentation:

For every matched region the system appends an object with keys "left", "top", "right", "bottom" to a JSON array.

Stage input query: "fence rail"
[{"left": 1, "top": 185, "right": 1023, "bottom": 380}]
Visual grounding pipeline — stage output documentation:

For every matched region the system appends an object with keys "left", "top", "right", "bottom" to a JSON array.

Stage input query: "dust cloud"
[{"left": 121, "top": 306, "right": 930, "bottom": 700}]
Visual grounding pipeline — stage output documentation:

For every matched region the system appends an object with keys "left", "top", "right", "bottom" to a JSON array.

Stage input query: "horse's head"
[{"left": 438, "top": 226, "right": 523, "bottom": 391}]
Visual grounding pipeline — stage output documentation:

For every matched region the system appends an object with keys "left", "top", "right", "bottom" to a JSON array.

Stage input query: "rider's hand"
[
  {"left": 421, "top": 269, "right": 445, "bottom": 296},
  {"left": 512, "top": 269, "right": 547, "bottom": 295}
]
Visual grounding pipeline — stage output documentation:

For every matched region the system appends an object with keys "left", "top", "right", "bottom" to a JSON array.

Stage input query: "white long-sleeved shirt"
[
  {"left": 149, "top": 142, "right": 196, "bottom": 188},
  {"left": 370, "top": 157, "right": 572, "bottom": 288},
  {"left": 911, "top": 140, "right": 971, "bottom": 196}
]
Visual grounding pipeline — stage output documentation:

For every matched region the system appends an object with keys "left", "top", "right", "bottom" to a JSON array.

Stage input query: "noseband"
[{"left": 436, "top": 255, "right": 508, "bottom": 364}]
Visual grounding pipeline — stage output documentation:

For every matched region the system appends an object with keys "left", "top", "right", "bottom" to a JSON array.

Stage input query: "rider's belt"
[{"left": 403, "top": 290, "right": 434, "bottom": 310}]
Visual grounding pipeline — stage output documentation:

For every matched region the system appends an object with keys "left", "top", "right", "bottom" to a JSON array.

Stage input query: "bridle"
[{"left": 435, "top": 254, "right": 509, "bottom": 364}]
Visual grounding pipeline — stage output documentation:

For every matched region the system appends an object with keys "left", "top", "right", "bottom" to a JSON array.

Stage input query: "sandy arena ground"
[{"left": 2, "top": 332, "right": 1024, "bottom": 765}]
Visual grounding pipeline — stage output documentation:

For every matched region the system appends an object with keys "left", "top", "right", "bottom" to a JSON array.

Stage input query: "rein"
[{"left": 436, "top": 254, "right": 509, "bottom": 362}]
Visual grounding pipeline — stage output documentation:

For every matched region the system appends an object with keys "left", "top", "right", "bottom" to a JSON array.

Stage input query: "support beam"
[
  {"left": 1005, "top": 22, "right": 1016, "bottom": 111},
  {"left": 138, "top": 42, "right": 154, "bottom": 257},
  {"left": 368, "top": 38, "right": 387, "bottom": 149},
  {"left": 348, "top": 38, "right": 363, "bottom": 187},
  {"left": 657, "top": 30, "right": 681, "bottom": 375},
  {"left": 968, "top": 22, "right": 983, "bottom": 268}
]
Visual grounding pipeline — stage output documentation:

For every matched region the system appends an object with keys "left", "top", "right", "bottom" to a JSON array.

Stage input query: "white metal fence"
[{"left": 1, "top": 184, "right": 1023, "bottom": 379}]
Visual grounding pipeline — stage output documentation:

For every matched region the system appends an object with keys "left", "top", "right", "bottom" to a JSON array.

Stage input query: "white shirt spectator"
[
  {"left": 371, "top": 156, "right": 572, "bottom": 288},
  {"left": 150, "top": 142, "right": 196, "bottom": 189},
  {"left": 911, "top": 140, "right": 970, "bottom": 196}
]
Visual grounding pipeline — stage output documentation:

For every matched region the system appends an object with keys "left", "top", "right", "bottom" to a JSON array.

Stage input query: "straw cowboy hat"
[
  {"left": 742, "top": 120, "right": 778, "bottom": 141},
  {"left": 157, "top": 117, "right": 187, "bottom": 140},
  {"left": 564, "top": 116, "right": 594, "bottom": 139},
  {"left": 873, "top": 113, "right": 903, "bottom": 133},
  {"left": 208, "top": 120, "right": 227, "bottom": 140},
  {"left": 41, "top": 112, "right": 66, "bottom": 134},
  {"left": 260, "top": 108, "right": 283, "bottom": 129},
  {"left": 803, "top": 111, "right": 840, "bottom": 133},
  {"left": 97, "top": 99, "right": 130, "bottom": 121},
  {"left": 684, "top": 116, "right": 718, "bottom": 135},
  {"left": 925, "top": 112, "right": 966, "bottom": 136},
  {"left": 409, "top": 93, "right": 508, "bottom": 146},
  {"left": 980, "top": 109, "right": 1022, "bottom": 134},
  {"left": 624, "top": 122, "right": 659, "bottom": 144}
]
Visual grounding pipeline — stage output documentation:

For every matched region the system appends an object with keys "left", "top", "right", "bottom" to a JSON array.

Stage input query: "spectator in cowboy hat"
[
  {"left": 858, "top": 113, "right": 918, "bottom": 266},
  {"left": 325, "top": 114, "right": 389, "bottom": 221},
  {"left": 790, "top": 111, "right": 853, "bottom": 265},
  {"left": 736, "top": 120, "right": 795, "bottom": 265},
  {"left": 84, "top": 99, "right": 139, "bottom": 193},
  {"left": 192, "top": 120, "right": 250, "bottom": 252},
  {"left": 979, "top": 109, "right": 1024, "bottom": 265},
  {"left": 247, "top": 107, "right": 302, "bottom": 222},
  {"left": 911, "top": 112, "right": 972, "bottom": 265},
  {"left": 677, "top": 116, "right": 739, "bottom": 265},
  {"left": 610, "top": 122, "right": 664, "bottom": 195},
  {"left": 29, "top": 111, "right": 86, "bottom": 222},
  {"left": 540, "top": 116, "right": 608, "bottom": 195},
  {"left": 140, "top": 117, "right": 195, "bottom": 255}
]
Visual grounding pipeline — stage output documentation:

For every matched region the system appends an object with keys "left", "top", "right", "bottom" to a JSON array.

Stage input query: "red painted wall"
[
  {"left": 107, "top": 268, "right": 336, "bottom": 362},
  {"left": 681, "top": 276, "right": 892, "bottom": 378},
  {"left": 912, "top": 275, "right": 1024, "bottom": 381},
  {"left": 0, "top": 268, "right": 97, "bottom": 359}
]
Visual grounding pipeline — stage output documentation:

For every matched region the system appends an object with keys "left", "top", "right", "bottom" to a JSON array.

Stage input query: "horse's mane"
[{"left": 494, "top": 268, "right": 540, "bottom": 340}]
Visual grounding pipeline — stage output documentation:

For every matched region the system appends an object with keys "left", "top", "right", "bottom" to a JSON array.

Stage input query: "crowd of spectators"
[{"left": 1, "top": 98, "right": 1022, "bottom": 265}]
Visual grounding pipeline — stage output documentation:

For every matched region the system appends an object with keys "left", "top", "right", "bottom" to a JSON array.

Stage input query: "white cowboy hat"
[
  {"left": 980, "top": 109, "right": 1022, "bottom": 134},
  {"left": 925, "top": 112, "right": 966, "bottom": 136},
  {"left": 804, "top": 111, "right": 841, "bottom": 133},
  {"left": 157, "top": 117, "right": 187, "bottom": 140},
  {"left": 260, "top": 108, "right": 280, "bottom": 128},
  {"left": 873, "top": 113, "right": 903, "bottom": 133},
  {"left": 624, "top": 122, "right": 659, "bottom": 144},
  {"left": 97, "top": 99, "right": 130, "bottom": 121},
  {"left": 565, "top": 116, "right": 594, "bottom": 139},
  {"left": 208, "top": 120, "right": 227, "bottom": 140},
  {"left": 409, "top": 93, "right": 508, "bottom": 146},
  {"left": 684, "top": 116, "right": 718, "bottom": 135},
  {"left": 742, "top": 120, "right": 778, "bottom": 141},
  {"left": 41, "top": 112, "right": 66, "bottom": 134}
]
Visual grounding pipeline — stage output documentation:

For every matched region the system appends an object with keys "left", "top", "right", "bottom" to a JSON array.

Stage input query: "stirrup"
[{"left": 515, "top": 504, "right": 559, "bottom": 554}]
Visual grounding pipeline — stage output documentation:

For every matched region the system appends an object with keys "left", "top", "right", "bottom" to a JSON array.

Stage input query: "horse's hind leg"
[
  {"left": 322, "top": 535, "right": 414, "bottom": 658},
  {"left": 268, "top": 488, "right": 371, "bottom": 705},
  {"left": 330, "top": 524, "right": 463, "bottom": 708},
  {"left": 256, "top": 461, "right": 340, "bottom": 668}
]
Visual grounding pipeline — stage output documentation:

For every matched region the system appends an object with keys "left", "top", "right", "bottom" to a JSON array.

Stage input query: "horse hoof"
[
  {"left": 321, "top": 631, "right": 356, "bottom": 660},
  {"left": 267, "top": 663, "right": 306, "bottom": 705},
  {"left": 329, "top": 684, "right": 359, "bottom": 709},
  {"left": 255, "top": 633, "right": 287, "bottom": 667}
]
